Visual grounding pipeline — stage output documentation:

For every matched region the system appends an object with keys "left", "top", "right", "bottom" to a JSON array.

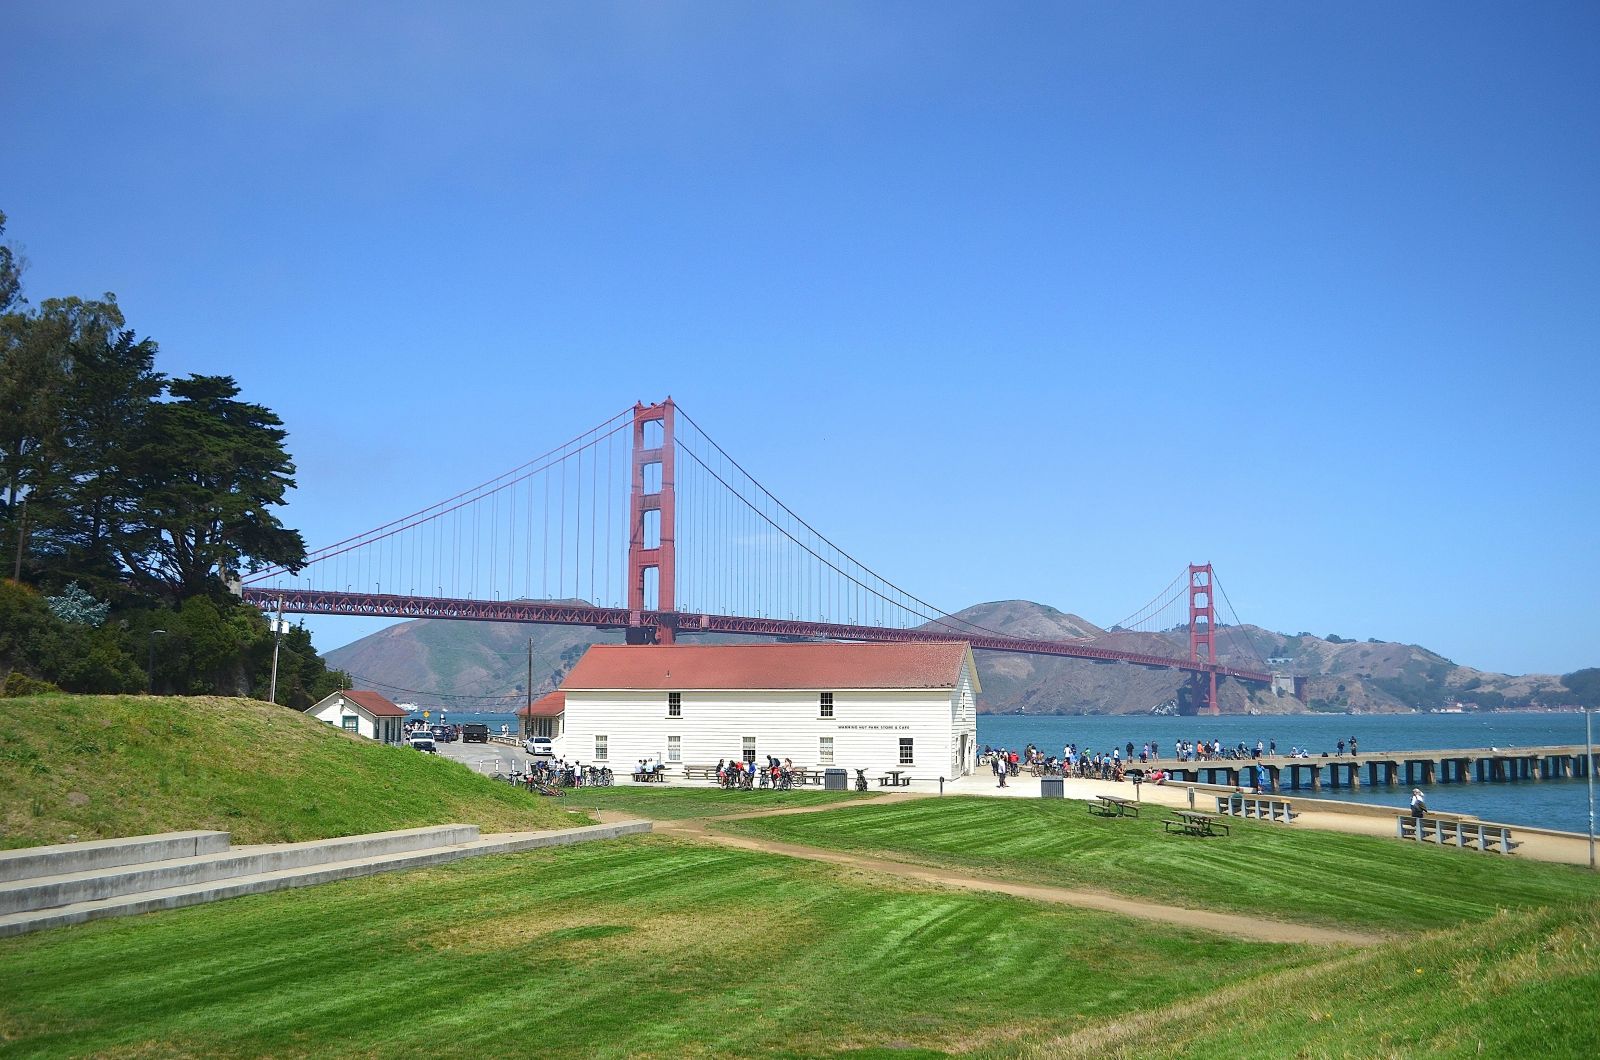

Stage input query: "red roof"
[
  {"left": 516, "top": 690, "right": 566, "bottom": 717},
  {"left": 338, "top": 690, "right": 408, "bottom": 717},
  {"left": 561, "top": 642, "right": 976, "bottom": 692}
]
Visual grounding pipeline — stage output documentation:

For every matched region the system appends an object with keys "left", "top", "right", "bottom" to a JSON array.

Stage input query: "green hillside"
[{"left": 0, "top": 694, "right": 579, "bottom": 848}]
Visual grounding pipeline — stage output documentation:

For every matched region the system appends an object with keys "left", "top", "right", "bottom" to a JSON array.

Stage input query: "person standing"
[
  {"left": 1410, "top": 788, "right": 1427, "bottom": 819},
  {"left": 1350, "top": 736, "right": 1359, "bottom": 756}
]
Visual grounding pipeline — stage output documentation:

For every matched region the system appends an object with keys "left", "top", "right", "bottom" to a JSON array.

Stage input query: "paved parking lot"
[{"left": 433, "top": 737, "right": 536, "bottom": 776}]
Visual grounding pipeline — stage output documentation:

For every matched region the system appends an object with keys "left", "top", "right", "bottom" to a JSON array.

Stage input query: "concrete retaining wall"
[{"left": 0, "top": 831, "right": 232, "bottom": 884}]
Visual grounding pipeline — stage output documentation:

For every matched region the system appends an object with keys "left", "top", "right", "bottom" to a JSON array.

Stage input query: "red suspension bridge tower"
[
  {"left": 1188, "top": 562, "right": 1219, "bottom": 715},
  {"left": 627, "top": 399, "right": 676, "bottom": 644}
]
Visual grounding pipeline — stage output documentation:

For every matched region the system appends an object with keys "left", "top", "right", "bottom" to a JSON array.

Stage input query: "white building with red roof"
[
  {"left": 555, "top": 641, "right": 980, "bottom": 778},
  {"left": 303, "top": 689, "right": 408, "bottom": 745}
]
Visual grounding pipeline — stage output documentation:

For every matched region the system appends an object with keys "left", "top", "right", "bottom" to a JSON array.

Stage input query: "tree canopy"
[{"left": 0, "top": 207, "right": 340, "bottom": 706}]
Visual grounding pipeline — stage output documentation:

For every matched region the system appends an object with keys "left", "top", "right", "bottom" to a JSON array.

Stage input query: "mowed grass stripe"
[
  {"left": 1022, "top": 903, "right": 1600, "bottom": 1059},
  {"left": 718, "top": 797, "right": 1600, "bottom": 933},
  {"left": 561, "top": 785, "right": 882, "bottom": 820},
  {"left": 0, "top": 837, "right": 1305, "bottom": 1058}
]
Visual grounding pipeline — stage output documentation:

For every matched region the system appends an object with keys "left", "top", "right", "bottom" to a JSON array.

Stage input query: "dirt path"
[{"left": 600, "top": 800, "right": 1383, "bottom": 947}]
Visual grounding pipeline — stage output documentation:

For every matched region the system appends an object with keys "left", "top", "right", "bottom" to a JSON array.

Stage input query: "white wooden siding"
[{"left": 560, "top": 659, "right": 978, "bottom": 777}]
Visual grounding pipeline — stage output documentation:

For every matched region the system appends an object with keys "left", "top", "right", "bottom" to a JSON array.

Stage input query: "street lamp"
[{"left": 147, "top": 629, "right": 167, "bottom": 692}]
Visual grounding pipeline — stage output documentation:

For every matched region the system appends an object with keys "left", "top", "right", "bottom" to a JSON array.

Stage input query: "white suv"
[{"left": 409, "top": 734, "right": 437, "bottom": 754}]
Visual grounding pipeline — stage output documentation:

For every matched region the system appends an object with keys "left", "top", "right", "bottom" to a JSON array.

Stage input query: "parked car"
[
  {"left": 430, "top": 725, "right": 457, "bottom": 743},
  {"left": 525, "top": 737, "right": 554, "bottom": 757},
  {"left": 461, "top": 723, "right": 489, "bottom": 744},
  {"left": 409, "top": 734, "right": 437, "bottom": 754}
]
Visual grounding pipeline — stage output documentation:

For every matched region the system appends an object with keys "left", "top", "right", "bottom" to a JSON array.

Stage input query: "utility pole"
[
  {"left": 268, "top": 595, "right": 286, "bottom": 705},
  {"left": 527, "top": 637, "right": 534, "bottom": 719}
]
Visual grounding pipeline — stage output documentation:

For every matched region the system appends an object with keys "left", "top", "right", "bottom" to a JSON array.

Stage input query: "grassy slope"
[
  {"left": 560, "top": 785, "right": 882, "bottom": 820},
  {"left": 721, "top": 797, "right": 1600, "bottom": 933},
  {"left": 0, "top": 836, "right": 1303, "bottom": 1058},
  {"left": 0, "top": 694, "right": 578, "bottom": 846}
]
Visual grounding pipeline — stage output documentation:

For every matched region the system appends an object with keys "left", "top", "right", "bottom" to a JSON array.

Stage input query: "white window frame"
[
  {"left": 819, "top": 691, "right": 834, "bottom": 718},
  {"left": 594, "top": 735, "right": 608, "bottom": 761},
  {"left": 899, "top": 737, "right": 914, "bottom": 765},
  {"left": 667, "top": 692, "right": 681, "bottom": 718},
  {"left": 667, "top": 735, "right": 682, "bottom": 763},
  {"left": 742, "top": 736, "right": 756, "bottom": 764},
  {"left": 819, "top": 736, "right": 834, "bottom": 765}
]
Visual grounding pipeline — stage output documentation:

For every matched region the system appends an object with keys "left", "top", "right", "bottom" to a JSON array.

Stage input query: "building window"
[
  {"left": 667, "top": 692, "right": 681, "bottom": 718},
  {"left": 342, "top": 715, "right": 359, "bottom": 732},
  {"left": 742, "top": 736, "right": 756, "bottom": 764},
  {"left": 819, "top": 736, "right": 834, "bottom": 765},
  {"left": 819, "top": 691, "right": 834, "bottom": 718},
  {"left": 667, "top": 735, "right": 681, "bottom": 763},
  {"left": 594, "top": 735, "right": 608, "bottom": 761},
  {"left": 899, "top": 738, "right": 914, "bottom": 765}
]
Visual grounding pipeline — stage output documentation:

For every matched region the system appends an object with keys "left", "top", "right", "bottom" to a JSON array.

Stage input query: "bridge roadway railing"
[{"left": 241, "top": 587, "right": 1270, "bottom": 682}]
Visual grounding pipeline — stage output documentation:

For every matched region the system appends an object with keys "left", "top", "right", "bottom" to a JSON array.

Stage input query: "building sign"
[{"left": 835, "top": 724, "right": 911, "bottom": 731}]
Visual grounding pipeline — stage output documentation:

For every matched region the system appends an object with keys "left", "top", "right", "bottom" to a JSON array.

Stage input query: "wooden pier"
[{"left": 1152, "top": 745, "right": 1598, "bottom": 793}]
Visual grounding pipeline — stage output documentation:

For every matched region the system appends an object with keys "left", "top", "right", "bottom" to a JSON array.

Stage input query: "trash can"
[
  {"left": 1040, "top": 777, "right": 1064, "bottom": 798},
  {"left": 824, "top": 768, "right": 847, "bottom": 792}
]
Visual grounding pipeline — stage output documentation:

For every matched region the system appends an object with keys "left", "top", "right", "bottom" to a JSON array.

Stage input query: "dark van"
[{"left": 462, "top": 723, "right": 489, "bottom": 744}]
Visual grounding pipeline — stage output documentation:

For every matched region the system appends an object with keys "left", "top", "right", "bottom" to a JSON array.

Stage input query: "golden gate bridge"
[{"left": 241, "top": 399, "right": 1273, "bottom": 714}]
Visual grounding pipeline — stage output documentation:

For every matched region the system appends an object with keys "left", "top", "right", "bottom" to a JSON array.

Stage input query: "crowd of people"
[{"left": 977, "top": 732, "right": 1369, "bottom": 791}]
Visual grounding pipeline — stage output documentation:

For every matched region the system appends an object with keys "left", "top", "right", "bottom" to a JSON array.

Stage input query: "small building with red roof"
[
  {"left": 516, "top": 690, "right": 566, "bottom": 740},
  {"left": 555, "top": 641, "right": 980, "bottom": 778},
  {"left": 304, "top": 689, "right": 408, "bottom": 745}
]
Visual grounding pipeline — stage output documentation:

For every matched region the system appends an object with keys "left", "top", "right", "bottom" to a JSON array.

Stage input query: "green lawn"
[
  {"left": 562, "top": 784, "right": 881, "bottom": 820},
  {"left": 0, "top": 836, "right": 1304, "bottom": 1058},
  {"left": 0, "top": 695, "right": 578, "bottom": 846},
  {"left": 719, "top": 797, "right": 1600, "bottom": 933}
]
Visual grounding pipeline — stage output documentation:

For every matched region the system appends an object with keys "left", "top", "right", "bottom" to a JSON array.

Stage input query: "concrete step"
[
  {"left": 0, "top": 821, "right": 651, "bottom": 938},
  {"left": 0, "top": 824, "right": 480, "bottom": 916},
  {"left": 0, "top": 831, "right": 232, "bottom": 883}
]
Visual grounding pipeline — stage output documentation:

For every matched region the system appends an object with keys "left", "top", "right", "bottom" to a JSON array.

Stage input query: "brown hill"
[{"left": 323, "top": 599, "right": 1568, "bottom": 716}]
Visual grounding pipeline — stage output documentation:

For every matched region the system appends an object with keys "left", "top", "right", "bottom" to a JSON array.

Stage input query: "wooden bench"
[
  {"left": 1090, "top": 794, "right": 1140, "bottom": 818},
  {"left": 681, "top": 765, "right": 719, "bottom": 781},
  {"left": 1214, "top": 794, "right": 1297, "bottom": 823},
  {"left": 1164, "top": 810, "right": 1229, "bottom": 837},
  {"left": 1397, "top": 815, "right": 1519, "bottom": 854}
]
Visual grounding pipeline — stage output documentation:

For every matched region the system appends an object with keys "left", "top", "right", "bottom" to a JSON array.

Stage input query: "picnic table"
[
  {"left": 1163, "top": 810, "right": 1229, "bottom": 837},
  {"left": 877, "top": 769, "right": 911, "bottom": 787},
  {"left": 1090, "top": 794, "right": 1140, "bottom": 818},
  {"left": 631, "top": 769, "right": 666, "bottom": 783}
]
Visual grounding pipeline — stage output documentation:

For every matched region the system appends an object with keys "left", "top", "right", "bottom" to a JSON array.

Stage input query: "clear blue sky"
[{"left": 5, "top": 3, "right": 1597, "bottom": 676}]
